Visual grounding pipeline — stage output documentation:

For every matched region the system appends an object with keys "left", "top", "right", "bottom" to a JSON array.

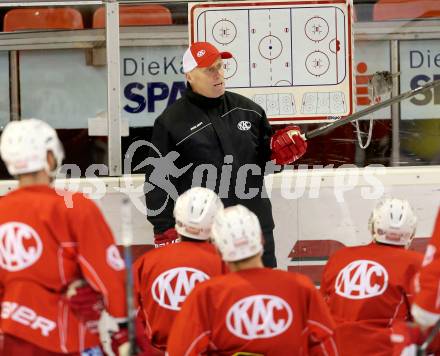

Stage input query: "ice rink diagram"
[
  {"left": 191, "top": 1, "right": 352, "bottom": 120},
  {"left": 253, "top": 93, "right": 296, "bottom": 116},
  {"left": 195, "top": 6, "right": 347, "bottom": 88},
  {"left": 301, "top": 92, "right": 346, "bottom": 115}
]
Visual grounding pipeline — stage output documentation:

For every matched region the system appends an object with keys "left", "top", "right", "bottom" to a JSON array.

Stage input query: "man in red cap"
[{"left": 145, "top": 41, "right": 307, "bottom": 267}]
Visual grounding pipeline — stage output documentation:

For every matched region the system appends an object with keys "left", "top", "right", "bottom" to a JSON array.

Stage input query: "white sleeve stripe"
[
  {"left": 143, "top": 309, "right": 153, "bottom": 338},
  {"left": 57, "top": 248, "right": 66, "bottom": 285},
  {"left": 57, "top": 299, "right": 68, "bottom": 353},
  {"left": 301, "top": 326, "right": 309, "bottom": 336},
  {"left": 60, "top": 242, "right": 77, "bottom": 247},
  {"left": 388, "top": 295, "right": 405, "bottom": 327},
  {"left": 221, "top": 107, "right": 263, "bottom": 118},
  {"left": 329, "top": 336, "right": 339, "bottom": 356},
  {"left": 208, "top": 340, "right": 218, "bottom": 350},
  {"left": 303, "top": 322, "right": 338, "bottom": 356},
  {"left": 320, "top": 342, "right": 329, "bottom": 356},
  {"left": 308, "top": 319, "right": 333, "bottom": 335},
  {"left": 78, "top": 254, "right": 109, "bottom": 307},
  {"left": 184, "top": 330, "right": 211, "bottom": 356},
  {"left": 436, "top": 279, "right": 440, "bottom": 309},
  {"left": 78, "top": 320, "right": 85, "bottom": 352}
]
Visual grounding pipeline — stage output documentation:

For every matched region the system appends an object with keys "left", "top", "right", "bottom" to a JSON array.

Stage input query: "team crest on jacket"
[
  {"left": 151, "top": 267, "right": 209, "bottom": 311},
  {"left": 226, "top": 294, "right": 293, "bottom": 340},
  {"left": 237, "top": 121, "right": 251, "bottom": 131},
  {"left": 0, "top": 222, "right": 43, "bottom": 271},
  {"left": 335, "top": 259, "right": 389, "bottom": 299}
]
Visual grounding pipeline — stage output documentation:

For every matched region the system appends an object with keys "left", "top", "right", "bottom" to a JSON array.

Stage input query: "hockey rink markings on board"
[
  {"left": 190, "top": 0, "right": 353, "bottom": 120},
  {"left": 252, "top": 93, "right": 296, "bottom": 115},
  {"left": 251, "top": 91, "right": 346, "bottom": 116},
  {"left": 301, "top": 91, "right": 346, "bottom": 114},
  {"left": 195, "top": 6, "right": 347, "bottom": 88}
]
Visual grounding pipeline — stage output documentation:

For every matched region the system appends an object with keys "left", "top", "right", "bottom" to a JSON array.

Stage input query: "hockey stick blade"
[{"left": 305, "top": 78, "right": 440, "bottom": 140}]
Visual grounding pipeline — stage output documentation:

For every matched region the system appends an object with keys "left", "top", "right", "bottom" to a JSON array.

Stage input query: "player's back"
[
  {"left": 168, "top": 267, "right": 336, "bottom": 356},
  {"left": 0, "top": 185, "right": 84, "bottom": 289},
  {"left": 321, "top": 242, "right": 423, "bottom": 356},
  {"left": 134, "top": 241, "right": 227, "bottom": 350},
  {"left": 413, "top": 210, "right": 440, "bottom": 319},
  {"left": 321, "top": 242, "right": 422, "bottom": 324},
  {"left": 0, "top": 185, "right": 104, "bottom": 352}
]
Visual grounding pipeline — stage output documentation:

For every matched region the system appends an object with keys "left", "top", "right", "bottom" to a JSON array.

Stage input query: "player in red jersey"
[
  {"left": 321, "top": 198, "right": 423, "bottom": 356},
  {"left": 133, "top": 187, "right": 227, "bottom": 353},
  {"left": 0, "top": 119, "right": 128, "bottom": 355},
  {"left": 167, "top": 205, "right": 337, "bottom": 356}
]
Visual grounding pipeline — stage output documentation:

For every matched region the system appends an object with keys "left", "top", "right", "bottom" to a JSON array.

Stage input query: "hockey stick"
[
  {"left": 305, "top": 78, "right": 440, "bottom": 140},
  {"left": 417, "top": 318, "right": 440, "bottom": 356},
  {"left": 121, "top": 197, "right": 136, "bottom": 355}
]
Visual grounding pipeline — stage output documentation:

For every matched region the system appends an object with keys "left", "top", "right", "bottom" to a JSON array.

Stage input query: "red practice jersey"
[
  {"left": 133, "top": 241, "right": 228, "bottom": 351},
  {"left": 320, "top": 242, "right": 423, "bottom": 356},
  {"left": 167, "top": 268, "right": 337, "bottom": 356},
  {"left": 414, "top": 209, "right": 440, "bottom": 316},
  {"left": 0, "top": 185, "right": 127, "bottom": 353}
]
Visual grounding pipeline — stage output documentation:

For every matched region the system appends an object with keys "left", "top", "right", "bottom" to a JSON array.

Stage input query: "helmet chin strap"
[{"left": 45, "top": 150, "right": 63, "bottom": 179}]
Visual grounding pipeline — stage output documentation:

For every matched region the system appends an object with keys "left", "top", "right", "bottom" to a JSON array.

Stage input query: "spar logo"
[
  {"left": 335, "top": 259, "right": 388, "bottom": 299},
  {"left": 151, "top": 267, "right": 209, "bottom": 310},
  {"left": 226, "top": 295, "right": 293, "bottom": 340},
  {"left": 0, "top": 222, "right": 43, "bottom": 271}
]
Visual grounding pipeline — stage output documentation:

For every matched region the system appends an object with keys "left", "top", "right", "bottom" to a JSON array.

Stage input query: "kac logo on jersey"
[
  {"left": 151, "top": 267, "right": 209, "bottom": 311},
  {"left": 0, "top": 222, "right": 43, "bottom": 271},
  {"left": 226, "top": 294, "right": 293, "bottom": 340},
  {"left": 335, "top": 259, "right": 388, "bottom": 299},
  {"left": 106, "top": 245, "right": 125, "bottom": 271},
  {"left": 237, "top": 121, "right": 251, "bottom": 131}
]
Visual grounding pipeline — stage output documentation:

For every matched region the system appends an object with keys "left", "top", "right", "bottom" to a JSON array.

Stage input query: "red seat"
[
  {"left": 93, "top": 5, "right": 172, "bottom": 28},
  {"left": 4, "top": 8, "right": 84, "bottom": 32},
  {"left": 373, "top": 0, "right": 440, "bottom": 21}
]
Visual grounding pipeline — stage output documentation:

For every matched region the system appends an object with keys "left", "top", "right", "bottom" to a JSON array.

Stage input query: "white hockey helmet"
[
  {"left": 369, "top": 198, "right": 417, "bottom": 247},
  {"left": 211, "top": 205, "right": 263, "bottom": 262},
  {"left": 174, "top": 187, "right": 224, "bottom": 240},
  {"left": 0, "top": 119, "right": 64, "bottom": 176}
]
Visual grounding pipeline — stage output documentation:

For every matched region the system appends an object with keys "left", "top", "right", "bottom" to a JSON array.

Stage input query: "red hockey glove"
[
  {"left": 111, "top": 326, "right": 152, "bottom": 356},
  {"left": 66, "top": 280, "right": 104, "bottom": 331},
  {"left": 154, "top": 227, "right": 180, "bottom": 248},
  {"left": 391, "top": 321, "right": 427, "bottom": 356},
  {"left": 270, "top": 125, "right": 307, "bottom": 165},
  {"left": 111, "top": 327, "right": 130, "bottom": 356}
]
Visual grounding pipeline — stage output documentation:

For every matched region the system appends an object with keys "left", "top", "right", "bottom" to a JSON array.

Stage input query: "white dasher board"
[{"left": 189, "top": 0, "right": 354, "bottom": 123}]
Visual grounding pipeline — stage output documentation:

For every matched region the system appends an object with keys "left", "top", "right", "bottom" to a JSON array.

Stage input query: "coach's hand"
[
  {"left": 270, "top": 125, "right": 307, "bottom": 165},
  {"left": 154, "top": 227, "right": 180, "bottom": 248}
]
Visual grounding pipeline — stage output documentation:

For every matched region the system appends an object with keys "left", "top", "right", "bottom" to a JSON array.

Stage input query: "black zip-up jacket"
[{"left": 145, "top": 86, "right": 276, "bottom": 233}]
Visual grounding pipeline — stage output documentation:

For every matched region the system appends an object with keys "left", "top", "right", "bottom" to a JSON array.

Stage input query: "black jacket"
[{"left": 145, "top": 86, "right": 275, "bottom": 233}]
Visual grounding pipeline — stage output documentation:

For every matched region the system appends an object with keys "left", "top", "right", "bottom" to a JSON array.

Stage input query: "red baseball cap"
[{"left": 182, "top": 42, "right": 232, "bottom": 73}]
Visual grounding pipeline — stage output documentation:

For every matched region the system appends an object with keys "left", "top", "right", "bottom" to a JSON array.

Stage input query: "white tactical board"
[{"left": 189, "top": 0, "right": 354, "bottom": 123}]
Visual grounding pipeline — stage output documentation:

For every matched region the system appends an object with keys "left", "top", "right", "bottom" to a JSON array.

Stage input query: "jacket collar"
[{"left": 184, "top": 83, "right": 224, "bottom": 109}]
